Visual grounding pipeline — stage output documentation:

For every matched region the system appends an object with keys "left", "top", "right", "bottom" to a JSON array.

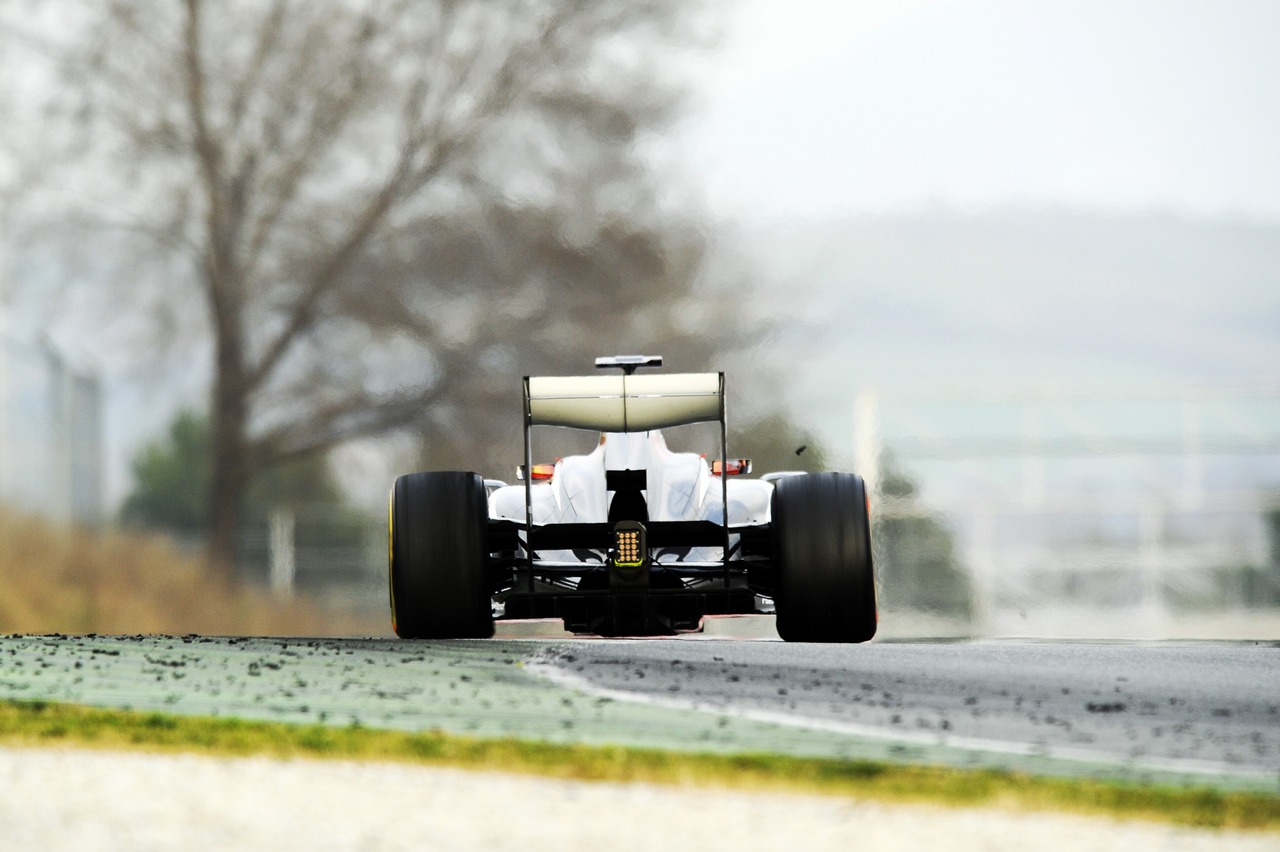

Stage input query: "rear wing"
[
  {"left": 519, "top": 370, "right": 732, "bottom": 564},
  {"left": 523, "top": 372, "right": 724, "bottom": 432}
]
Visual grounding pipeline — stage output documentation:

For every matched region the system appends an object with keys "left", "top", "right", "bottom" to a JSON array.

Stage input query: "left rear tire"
[{"left": 389, "top": 471, "right": 494, "bottom": 639}]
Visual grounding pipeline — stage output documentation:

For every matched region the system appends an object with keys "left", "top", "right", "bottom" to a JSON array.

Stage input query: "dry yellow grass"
[{"left": 0, "top": 509, "right": 385, "bottom": 636}]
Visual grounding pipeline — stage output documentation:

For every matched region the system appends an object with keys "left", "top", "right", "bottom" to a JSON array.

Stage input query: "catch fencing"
[
  {"left": 854, "top": 384, "right": 1280, "bottom": 638},
  {"left": 237, "top": 504, "right": 386, "bottom": 613}
]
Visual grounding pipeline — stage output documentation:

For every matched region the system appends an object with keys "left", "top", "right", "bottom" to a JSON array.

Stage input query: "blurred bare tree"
[{"left": 7, "top": 0, "right": 729, "bottom": 578}]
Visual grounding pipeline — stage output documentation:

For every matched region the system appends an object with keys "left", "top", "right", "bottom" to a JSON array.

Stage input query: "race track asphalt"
[
  {"left": 0, "top": 631, "right": 1276, "bottom": 791},
  {"left": 531, "top": 638, "right": 1280, "bottom": 788}
]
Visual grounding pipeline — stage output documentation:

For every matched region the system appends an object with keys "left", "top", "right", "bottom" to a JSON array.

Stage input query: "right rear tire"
[
  {"left": 771, "top": 472, "right": 877, "bottom": 643},
  {"left": 389, "top": 471, "right": 494, "bottom": 639}
]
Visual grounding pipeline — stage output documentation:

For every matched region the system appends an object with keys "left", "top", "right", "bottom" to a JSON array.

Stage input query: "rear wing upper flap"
[{"left": 524, "top": 372, "right": 724, "bottom": 432}]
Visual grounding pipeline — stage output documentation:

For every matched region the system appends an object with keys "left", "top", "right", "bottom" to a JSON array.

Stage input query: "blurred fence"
[
  {"left": 237, "top": 505, "right": 385, "bottom": 614},
  {"left": 0, "top": 332, "right": 103, "bottom": 524},
  {"left": 856, "top": 384, "right": 1280, "bottom": 638}
]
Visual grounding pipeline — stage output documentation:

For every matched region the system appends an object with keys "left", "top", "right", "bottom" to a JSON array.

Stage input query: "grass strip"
[{"left": 1, "top": 698, "right": 1277, "bottom": 831}]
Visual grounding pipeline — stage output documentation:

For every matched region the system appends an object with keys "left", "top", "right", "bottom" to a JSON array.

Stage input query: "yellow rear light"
[{"left": 612, "top": 523, "right": 646, "bottom": 567}]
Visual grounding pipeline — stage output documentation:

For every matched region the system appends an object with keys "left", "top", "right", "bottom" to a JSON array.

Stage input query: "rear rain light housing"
[
  {"left": 515, "top": 463, "right": 556, "bottom": 482},
  {"left": 711, "top": 458, "right": 752, "bottom": 476},
  {"left": 611, "top": 520, "right": 646, "bottom": 567}
]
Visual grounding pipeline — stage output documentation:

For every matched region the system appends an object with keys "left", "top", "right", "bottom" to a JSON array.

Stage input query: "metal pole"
[
  {"left": 269, "top": 508, "right": 296, "bottom": 598},
  {"left": 522, "top": 376, "right": 535, "bottom": 593},
  {"left": 719, "top": 372, "right": 729, "bottom": 587},
  {"left": 853, "top": 386, "right": 881, "bottom": 496}
]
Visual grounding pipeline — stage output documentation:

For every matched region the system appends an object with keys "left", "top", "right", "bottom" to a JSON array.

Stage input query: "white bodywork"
[{"left": 490, "top": 431, "right": 773, "bottom": 561}]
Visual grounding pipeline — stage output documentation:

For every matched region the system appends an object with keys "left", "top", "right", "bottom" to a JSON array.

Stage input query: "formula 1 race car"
[{"left": 388, "top": 356, "right": 877, "bottom": 642}]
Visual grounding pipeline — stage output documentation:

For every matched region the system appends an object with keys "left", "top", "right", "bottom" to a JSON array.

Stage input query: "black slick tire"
[
  {"left": 389, "top": 471, "right": 494, "bottom": 639},
  {"left": 771, "top": 472, "right": 877, "bottom": 643}
]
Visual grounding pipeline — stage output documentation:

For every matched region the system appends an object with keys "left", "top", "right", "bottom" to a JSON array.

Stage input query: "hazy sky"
[
  {"left": 682, "top": 0, "right": 1280, "bottom": 222},
  {"left": 10, "top": 1, "right": 1280, "bottom": 510}
]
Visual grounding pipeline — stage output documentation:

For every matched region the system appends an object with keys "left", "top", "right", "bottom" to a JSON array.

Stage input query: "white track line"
[{"left": 525, "top": 657, "right": 1276, "bottom": 784}]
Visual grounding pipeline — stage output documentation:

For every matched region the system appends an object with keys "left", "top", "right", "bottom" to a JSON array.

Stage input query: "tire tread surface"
[
  {"left": 390, "top": 471, "right": 494, "bottom": 639},
  {"left": 772, "top": 472, "right": 877, "bottom": 643}
]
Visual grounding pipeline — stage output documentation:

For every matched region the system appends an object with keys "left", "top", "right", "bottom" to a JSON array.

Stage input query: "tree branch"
[
  {"left": 250, "top": 378, "right": 455, "bottom": 466},
  {"left": 239, "top": 21, "right": 377, "bottom": 281},
  {"left": 182, "top": 0, "right": 231, "bottom": 300},
  {"left": 243, "top": 135, "right": 433, "bottom": 396},
  {"left": 225, "top": 0, "right": 287, "bottom": 133}
]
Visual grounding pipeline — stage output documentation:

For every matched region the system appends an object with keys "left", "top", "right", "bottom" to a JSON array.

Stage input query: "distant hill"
[{"left": 728, "top": 209, "right": 1280, "bottom": 455}]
